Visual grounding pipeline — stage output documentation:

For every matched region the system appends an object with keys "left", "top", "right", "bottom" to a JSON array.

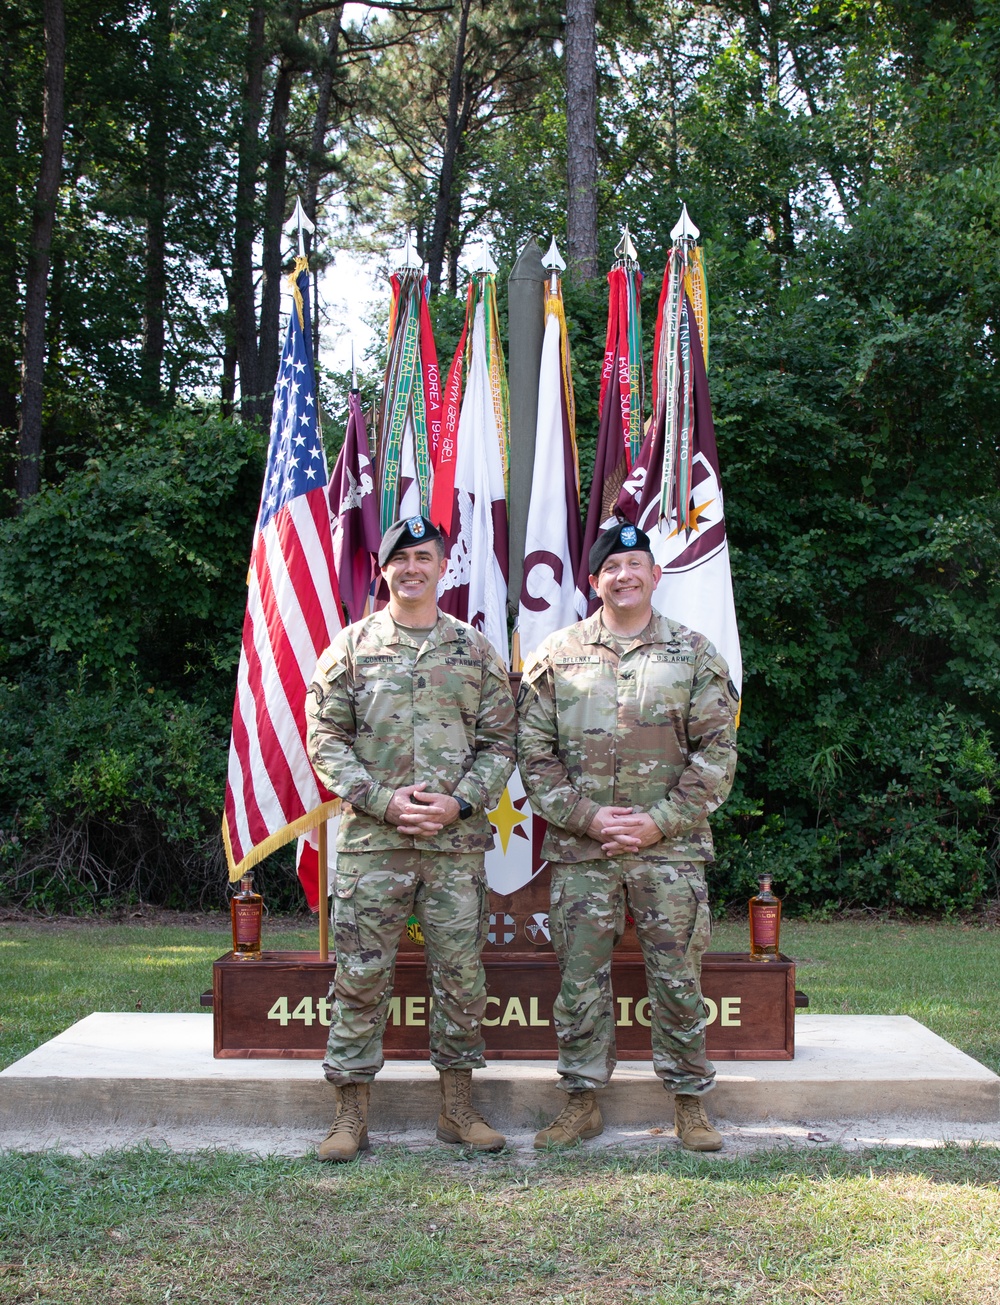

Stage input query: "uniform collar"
[
  {"left": 361, "top": 606, "right": 461, "bottom": 650},
  {"left": 584, "top": 608, "right": 666, "bottom": 649}
]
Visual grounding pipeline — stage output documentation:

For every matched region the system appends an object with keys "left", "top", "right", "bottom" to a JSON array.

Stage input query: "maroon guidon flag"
[
  {"left": 615, "top": 207, "right": 742, "bottom": 698},
  {"left": 329, "top": 389, "right": 381, "bottom": 624}
]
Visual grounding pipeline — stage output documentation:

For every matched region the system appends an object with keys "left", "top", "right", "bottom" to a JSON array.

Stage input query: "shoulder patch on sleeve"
[
  {"left": 521, "top": 652, "right": 550, "bottom": 685},
  {"left": 486, "top": 653, "right": 510, "bottom": 683},
  {"left": 316, "top": 645, "right": 347, "bottom": 682},
  {"left": 703, "top": 650, "right": 731, "bottom": 682}
]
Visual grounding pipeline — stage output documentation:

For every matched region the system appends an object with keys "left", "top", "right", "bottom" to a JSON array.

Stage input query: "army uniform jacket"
[
  {"left": 517, "top": 611, "right": 738, "bottom": 864},
  {"left": 306, "top": 607, "right": 516, "bottom": 853}
]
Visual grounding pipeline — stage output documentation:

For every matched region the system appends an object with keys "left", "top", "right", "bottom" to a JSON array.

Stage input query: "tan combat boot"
[
  {"left": 317, "top": 1082, "right": 371, "bottom": 1162},
  {"left": 674, "top": 1093, "right": 722, "bottom": 1151},
  {"left": 534, "top": 1090, "right": 604, "bottom": 1149},
  {"left": 436, "top": 1068, "right": 506, "bottom": 1152}
]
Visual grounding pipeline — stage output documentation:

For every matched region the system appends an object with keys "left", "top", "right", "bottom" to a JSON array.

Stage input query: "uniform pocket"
[
  {"left": 683, "top": 876, "right": 712, "bottom": 961},
  {"left": 334, "top": 869, "right": 359, "bottom": 899},
  {"left": 332, "top": 870, "right": 361, "bottom": 955}
]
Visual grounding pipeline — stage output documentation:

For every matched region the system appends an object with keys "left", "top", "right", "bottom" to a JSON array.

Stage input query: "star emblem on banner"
[{"left": 487, "top": 787, "right": 529, "bottom": 854}]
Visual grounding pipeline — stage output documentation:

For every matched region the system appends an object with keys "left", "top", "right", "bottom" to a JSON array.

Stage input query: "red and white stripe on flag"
[{"left": 222, "top": 266, "right": 343, "bottom": 909}]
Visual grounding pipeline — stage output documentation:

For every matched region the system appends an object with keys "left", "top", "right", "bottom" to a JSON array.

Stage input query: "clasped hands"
[
  {"left": 385, "top": 783, "right": 461, "bottom": 837},
  {"left": 586, "top": 806, "right": 663, "bottom": 856}
]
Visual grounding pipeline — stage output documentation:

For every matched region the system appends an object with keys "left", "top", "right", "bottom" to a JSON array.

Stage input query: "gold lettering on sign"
[
  {"left": 529, "top": 997, "right": 550, "bottom": 1027},
  {"left": 406, "top": 996, "right": 426, "bottom": 1026},
  {"left": 482, "top": 995, "right": 502, "bottom": 1028},
  {"left": 721, "top": 997, "right": 742, "bottom": 1027},
  {"left": 277, "top": 989, "right": 748, "bottom": 1031},
  {"left": 500, "top": 997, "right": 528, "bottom": 1027}
]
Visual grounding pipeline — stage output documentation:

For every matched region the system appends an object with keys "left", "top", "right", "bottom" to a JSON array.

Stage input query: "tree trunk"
[
  {"left": 426, "top": 0, "right": 472, "bottom": 294},
  {"left": 565, "top": 0, "right": 598, "bottom": 279},
  {"left": 304, "top": 2, "right": 344, "bottom": 245},
  {"left": 256, "top": 6, "right": 301, "bottom": 411},
  {"left": 233, "top": 0, "right": 267, "bottom": 423},
  {"left": 221, "top": 330, "right": 238, "bottom": 416},
  {"left": 302, "top": 4, "right": 343, "bottom": 365},
  {"left": 0, "top": 52, "right": 19, "bottom": 456},
  {"left": 140, "top": 0, "right": 171, "bottom": 407},
  {"left": 17, "top": 0, "right": 65, "bottom": 504}
]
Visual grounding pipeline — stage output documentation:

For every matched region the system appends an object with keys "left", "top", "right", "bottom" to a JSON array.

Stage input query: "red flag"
[
  {"left": 329, "top": 391, "right": 381, "bottom": 624},
  {"left": 429, "top": 282, "right": 473, "bottom": 533},
  {"left": 574, "top": 260, "right": 644, "bottom": 617},
  {"left": 222, "top": 263, "right": 342, "bottom": 909}
]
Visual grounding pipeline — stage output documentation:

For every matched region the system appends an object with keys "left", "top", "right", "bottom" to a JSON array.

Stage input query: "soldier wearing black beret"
[
  {"left": 517, "top": 518, "right": 739, "bottom": 1153},
  {"left": 377, "top": 513, "right": 443, "bottom": 567},
  {"left": 306, "top": 514, "right": 516, "bottom": 1161}
]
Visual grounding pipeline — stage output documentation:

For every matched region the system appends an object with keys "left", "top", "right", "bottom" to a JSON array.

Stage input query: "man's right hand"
[
  {"left": 585, "top": 806, "right": 641, "bottom": 856},
  {"left": 385, "top": 783, "right": 449, "bottom": 837}
]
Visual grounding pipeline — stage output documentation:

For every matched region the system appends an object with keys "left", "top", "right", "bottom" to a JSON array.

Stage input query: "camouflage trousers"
[
  {"left": 322, "top": 849, "right": 489, "bottom": 1085},
  {"left": 548, "top": 858, "right": 715, "bottom": 1095}
]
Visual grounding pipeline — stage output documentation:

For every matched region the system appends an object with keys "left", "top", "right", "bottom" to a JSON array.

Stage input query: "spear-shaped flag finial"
[
  {"left": 670, "top": 203, "right": 700, "bottom": 245},
  {"left": 390, "top": 232, "right": 424, "bottom": 272},
  {"left": 283, "top": 196, "right": 316, "bottom": 259},
  {"left": 615, "top": 224, "right": 639, "bottom": 265},
  {"left": 542, "top": 235, "right": 566, "bottom": 292},
  {"left": 469, "top": 237, "right": 498, "bottom": 276}
]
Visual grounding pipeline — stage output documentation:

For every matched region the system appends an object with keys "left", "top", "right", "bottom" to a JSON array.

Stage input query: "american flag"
[{"left": 222, "top": 262, "right": 342, "bottom": 907}]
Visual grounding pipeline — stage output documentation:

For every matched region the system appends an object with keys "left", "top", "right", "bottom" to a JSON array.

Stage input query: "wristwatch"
[{"left": 455, "top": 797, "right": 474, "bottom": 820}]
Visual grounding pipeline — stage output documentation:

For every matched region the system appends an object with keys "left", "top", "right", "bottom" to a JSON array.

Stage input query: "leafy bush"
[{"left": 0, "top": 406, "right": 285, "bottom": 910}]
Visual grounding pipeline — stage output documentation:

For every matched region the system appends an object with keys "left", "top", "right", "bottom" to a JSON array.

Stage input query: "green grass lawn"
[
  {"left": 2, "top": 1144, "right": 1000, "bottom": 1303},
  {"left": 2, "top": 913, "right": 999, "bottom": 1304}
]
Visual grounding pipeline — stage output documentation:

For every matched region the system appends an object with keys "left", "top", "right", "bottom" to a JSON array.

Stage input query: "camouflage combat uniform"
[
  {"left": 517, "top": 610, "right": 738, "bottom": 1094},
  {"left": 306, "top": 607, "right": 516, "bottom": 1084}
]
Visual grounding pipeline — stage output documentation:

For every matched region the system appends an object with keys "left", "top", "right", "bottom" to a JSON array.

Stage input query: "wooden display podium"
[{"left": 212, "top": 866, "right": 797, "bottom": 1061}]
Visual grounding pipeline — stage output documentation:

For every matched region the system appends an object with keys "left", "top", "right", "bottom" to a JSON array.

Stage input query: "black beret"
[
  {"left": 378, "top": 515, "right": 442, "bottom": 567},
  {"left": 588, "top": 520, "right": 653, "bottom": 576}
]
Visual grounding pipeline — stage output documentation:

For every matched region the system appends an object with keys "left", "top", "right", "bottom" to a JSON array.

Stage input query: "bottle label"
[
  {"left": 234, "top": 902, "right": 262, "bottom": 946},
  {"left": 752, "top": 905, "right": 778, "bottom": 947}
]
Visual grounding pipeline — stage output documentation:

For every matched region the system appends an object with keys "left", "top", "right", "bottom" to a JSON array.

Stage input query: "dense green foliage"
[
  {"left": 0, "top": 408, "right": 277, "bottom": 907},
  {"left": 1, "top": 1, "right": 998, "bottom": 909}
]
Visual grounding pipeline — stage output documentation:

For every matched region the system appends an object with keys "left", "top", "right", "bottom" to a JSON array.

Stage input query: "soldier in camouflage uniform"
[
  {"left": 517, "top": 521, "right": 738, "bottom": 1151},
  {"left": 305, "top": 515, "right": 516, "bottom": 1161}
]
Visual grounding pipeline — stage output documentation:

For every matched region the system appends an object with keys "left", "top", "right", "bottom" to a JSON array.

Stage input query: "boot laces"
[
  {"left": 446, "top": 1073, "right": 488, "bottom": 1128},
  {"left": 553, "top": 1093, "right": 593, "bottom": 1127},
  {"left": 676, "top": 1095, "right": 709, "bottom": 1127},
  {"left": 330, "top": 1087, "right": 363, "bottom": 1135}
]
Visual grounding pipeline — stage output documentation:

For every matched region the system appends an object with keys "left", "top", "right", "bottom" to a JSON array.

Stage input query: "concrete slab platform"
[{"left": 1, "top": 1013, "right": 997, "bottom": 1149}]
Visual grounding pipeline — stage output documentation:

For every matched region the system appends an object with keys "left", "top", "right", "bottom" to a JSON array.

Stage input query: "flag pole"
[{"left": 317, "top": 818, "right": 329, "bottom": 961}]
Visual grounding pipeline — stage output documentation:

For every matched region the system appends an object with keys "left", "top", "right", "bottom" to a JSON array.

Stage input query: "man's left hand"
[
  {"left": 598, "top": 809, "right": 663, "bottom": 856},
  {"left": 395, "top": 789, "right": 461, "bottom": 837}
]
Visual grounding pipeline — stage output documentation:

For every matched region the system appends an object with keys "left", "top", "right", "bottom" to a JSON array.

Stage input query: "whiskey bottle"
[
  {"left": 748, "top": 874, "right": 781, "bottom": 962},
  {"left": 231, "top": 873, "right": 263, "bottom": 960}
]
